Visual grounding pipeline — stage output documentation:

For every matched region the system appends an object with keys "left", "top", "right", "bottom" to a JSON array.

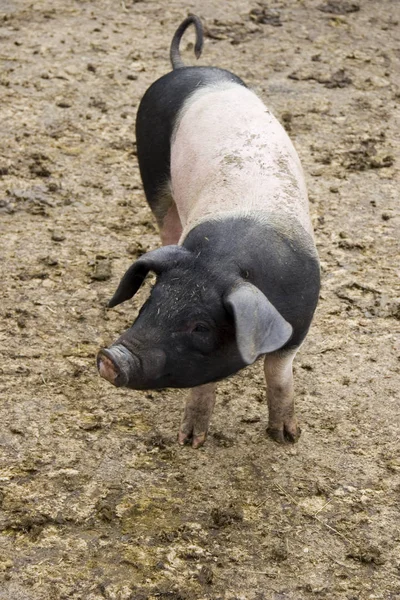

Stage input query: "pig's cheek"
[
  {"left": 169, "top": 339, "right": 187, "bottom": 356},
  {"left": 188, "top": 333, "right": 217, "bottom": 356}
]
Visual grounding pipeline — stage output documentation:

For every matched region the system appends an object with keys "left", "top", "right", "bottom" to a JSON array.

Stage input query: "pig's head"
[{"left": 97, "top": 245, "right": 292, "bottom": 390}]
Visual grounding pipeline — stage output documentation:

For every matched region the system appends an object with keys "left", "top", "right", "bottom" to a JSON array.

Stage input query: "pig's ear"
[
  {"left": 108, "top": 245, "right": 191, "bottom": 308},
  {"left": 225, "top": 283, "right": 293, "bottom": 365}
]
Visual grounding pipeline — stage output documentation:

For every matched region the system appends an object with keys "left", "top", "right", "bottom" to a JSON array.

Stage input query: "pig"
[{"left": 97, "top": 15, "right": 320, "bottom": 448}]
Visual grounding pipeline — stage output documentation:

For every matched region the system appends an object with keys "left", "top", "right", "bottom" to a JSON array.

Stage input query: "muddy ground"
[{"left": 1, "top": 0, "right": 399, "bottom": 598}]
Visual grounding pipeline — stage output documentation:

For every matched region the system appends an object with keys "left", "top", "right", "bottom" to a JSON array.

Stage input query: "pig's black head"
[{"left": 97, "top": 245, "right": 292, "bottom": 390}]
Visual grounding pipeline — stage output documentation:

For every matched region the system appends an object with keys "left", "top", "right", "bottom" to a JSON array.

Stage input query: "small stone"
[
  {"left": 91, "top": 257, "right": 112, "bottom": 281},
  {"left": 42, "top": 255, "right": 59, "bottom": 266},
  {"left": 127, "top": 241, "right": 147, "bottom": 257},
  {"left": 370, "top": 154, "right": 394, "bottom": 168},
  {"left": 211, "top": 502, "right": 243, "bottom": 527},
  {"left": 325, "top": 69, "right": 352, "bottom": 88},
  {"left": 301, "top": 362, "right": 313, "bottom": 371},
  {"left": 198, "top": 565, "right": 214, "bottom": 585},
  {"left": 318, "top": 1, "right": 360, "bottom": 14},
  {"left": 42, "top": 278, "right": 55, "bottom": 288},
  {"left": 338, "top": 238, "right": 366, "bottom": 250},
  {"left": 56, "top": 100, "right": 72, "bottom": 108},
  {"left": 249, "top": 7, "right": 282, "bottom": 26},
  {"left": 281, "top": 111, "right": 293, "bottom": 132},
  {"left": 64, "top": 65, "right": 79, "bottom": 76},
  {"left": 79, "top": 416, "right": 102, "bottom": 431},
  {"left": 51, "top": 229, "right": 65, "bottom": 242}
]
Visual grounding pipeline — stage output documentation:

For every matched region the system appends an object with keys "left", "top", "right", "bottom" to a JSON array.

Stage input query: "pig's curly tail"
[{"left": 170, "top": 14, "right": 204, "bottom": 70}]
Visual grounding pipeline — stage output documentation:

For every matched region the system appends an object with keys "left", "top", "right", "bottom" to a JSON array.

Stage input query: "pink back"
[{"left": 170, "top": 83, "right": 313, "bottom": 240}]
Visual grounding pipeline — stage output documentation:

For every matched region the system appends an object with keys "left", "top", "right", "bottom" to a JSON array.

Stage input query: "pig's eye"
[
  {"left": 186, "top": 322, "right": 215, "bottom": 354},
  {"left": 191, "top": 323, "right": 210, "bottom": 334}
]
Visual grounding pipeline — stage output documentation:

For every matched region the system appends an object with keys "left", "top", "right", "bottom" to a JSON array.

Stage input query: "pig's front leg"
[
  {"left": 264, "top": 350, "right": 300, "bottom": 443},
  {"left": 178, "top": 383, "right": 217, "bottom": 448}
]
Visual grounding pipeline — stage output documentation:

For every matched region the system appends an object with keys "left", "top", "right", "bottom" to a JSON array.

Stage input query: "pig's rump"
[{"left": 170, "top": 82, "right": 312, "bottom": 240}]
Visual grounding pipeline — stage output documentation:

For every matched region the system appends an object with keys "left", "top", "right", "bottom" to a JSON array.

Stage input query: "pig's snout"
[
  {"left": 97, "top": 344, "right": 136, "bottom": 387},
  {"left": 97, "top": 343, "right": 167, "bottom": 388}
]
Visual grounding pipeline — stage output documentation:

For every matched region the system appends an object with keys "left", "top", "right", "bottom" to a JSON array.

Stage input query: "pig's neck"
[
  {"left": 181, "top": 214, "right": 319, "bottom": 340},
  {"left": 181, "top": 213, "right": 317, "bottom": 267}
]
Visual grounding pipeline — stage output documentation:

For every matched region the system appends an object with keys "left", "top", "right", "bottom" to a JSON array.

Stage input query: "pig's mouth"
[{"left": 97, "top": 345, "right": 134, "bottom": 387}]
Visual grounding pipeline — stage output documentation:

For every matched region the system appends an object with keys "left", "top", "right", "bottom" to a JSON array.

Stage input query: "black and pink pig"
[{"left": 97, "top": 15, "right": 320, "bottom": 448}]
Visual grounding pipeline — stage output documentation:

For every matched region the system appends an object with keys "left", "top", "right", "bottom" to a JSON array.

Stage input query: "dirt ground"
[{"left": 1, "top": 0, "right": 399, "bottom": 598}]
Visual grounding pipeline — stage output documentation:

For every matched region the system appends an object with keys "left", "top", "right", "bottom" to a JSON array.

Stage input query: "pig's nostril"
[
  {"left": 97, "top": 351, "right": 120, "bottom": 385},
  {"left": 97, "top": 345, "right": 134, "bottom": 387}
]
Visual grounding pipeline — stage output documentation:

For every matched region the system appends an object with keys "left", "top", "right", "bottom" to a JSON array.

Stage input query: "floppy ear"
[
  {"left": 108, "top": 245, "right": 191, "bottom": 308},
  {"left": 225, "top": 283, "right": 293, "bottom": 365}
]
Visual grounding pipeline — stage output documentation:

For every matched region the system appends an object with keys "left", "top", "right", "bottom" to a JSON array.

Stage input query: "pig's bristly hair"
[{"left": 170, "top": 14, "right": 204, "bottom": 70}]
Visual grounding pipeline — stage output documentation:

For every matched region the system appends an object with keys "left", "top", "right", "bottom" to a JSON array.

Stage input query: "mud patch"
[{"left": 0, "top": 1, "right": 399, "bottom": 599}]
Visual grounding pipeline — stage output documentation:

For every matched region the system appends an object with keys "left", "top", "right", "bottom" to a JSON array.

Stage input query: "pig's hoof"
[
  {"left": 267, "top": 423, "right": 301, "bottom": 444},
  {"left": 178, "top": 429, "right": 207, "bottom": 449}
]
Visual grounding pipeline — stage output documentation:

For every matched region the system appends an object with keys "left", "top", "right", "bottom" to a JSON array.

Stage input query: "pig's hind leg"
[
  {"left": 178, "top": 383, "right": 217, "bottom": 449},
  {"left": 264, "top": 349, "right": 300, "bottom": 443}
]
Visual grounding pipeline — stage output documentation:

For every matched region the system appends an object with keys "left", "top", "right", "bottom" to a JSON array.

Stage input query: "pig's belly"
[{"left": 170, "top": 83, "right": 313, "bottom": 238}]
